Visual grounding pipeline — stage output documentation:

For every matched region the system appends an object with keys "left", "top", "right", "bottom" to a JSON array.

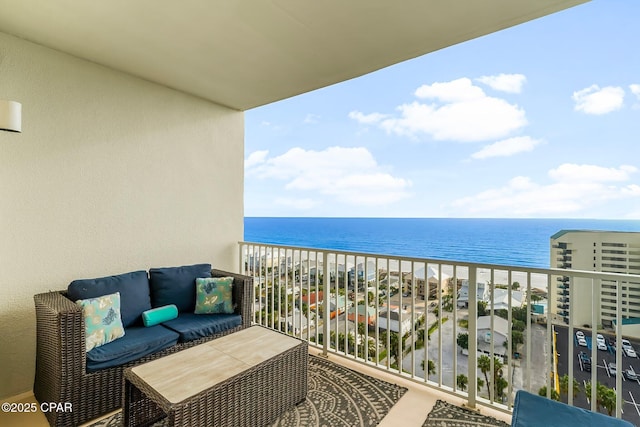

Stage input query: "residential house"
[
  {"left": 477, "top": 315, "right": 510, "bottom": 357},
  {"left": 302, "top": 291, "right": 323, "bottom": 311},
  {"left": 414, "top": 266, "right": 451, "bottom": 300},
  {"left": 490, "top": 289, "right": 524, "bottom": 312},
  {"left": 378, "top": 307, "right": 413, "bottom": 334},
  {"left": 457, "top": 280, "right": 490, "bottom": 308},
  {"left": 329, "top": 295, "right": 352, "bottom": 319},
  {"left": 347, "top": 305, "right": 377, "bottom": 326}
]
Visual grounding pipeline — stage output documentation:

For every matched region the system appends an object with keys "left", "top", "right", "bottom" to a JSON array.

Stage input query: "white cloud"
[
  {"left": 476, "top": 73, "right": 527, "bottom": 94},
  {"left": 348, "top": 111, "right": 389, "bottom": 124},
  {"left": 471, "top": 136, "right": 543, "bottom": 159},
  {"left": 245, "top": 150, "right": 269, "bottom": 168},
  {"left": 414, "top": 78, "right": 485, "bottom": 102},
  {"left": 573, "top": 85, "right": 625, "bottom": 115},
  {"left": 274, "top": 197, "right": 319, "bottom": 210},
  {"left": 451, "top": 164, "right": 640, "bottom": 216},
  {"left": 246, "top": 146, "right": 411, "bottom": 206},
  {"left": 548, "top": 164, "right": 637, "bottom": 182},
  {"left": 631, "top": 84, "right": 640, "bottom": 109},
  {"left": 304, "top": 114, "right": 320, "bottom": 124},
  {"left": 351, "top": 78, "right": 527, "bottom": 142}
]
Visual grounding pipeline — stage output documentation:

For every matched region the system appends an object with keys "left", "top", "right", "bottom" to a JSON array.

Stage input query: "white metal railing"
[{"left": 238, "top": 241, "right": 640, "bottom": 422}]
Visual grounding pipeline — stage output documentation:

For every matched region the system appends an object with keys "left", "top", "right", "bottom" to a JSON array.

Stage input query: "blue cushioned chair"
[{"left": 511, "top": 390, "right": 634, "bottom": 427}]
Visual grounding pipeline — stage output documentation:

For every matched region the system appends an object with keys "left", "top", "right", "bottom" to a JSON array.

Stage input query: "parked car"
[
  {"left": 608, "top": 362, "right": 617, "bottom": 376},
  {"left": 596, "top": 335, "right": 608, "bottom": 351},
  {"left": 624, "top": 367, "right": 638, "bottom": 381},
  {"left": 578, "top": 351, "right": 591, "bottom": 371},
  {"left": 576, "top": 330, "right": 585, "bottom": 339},
  {"left": 622, "top": 339, "right": 637, "bottom": 358},
  {"left": 577, "top": 337, "right": 587, "bottom": 347}
]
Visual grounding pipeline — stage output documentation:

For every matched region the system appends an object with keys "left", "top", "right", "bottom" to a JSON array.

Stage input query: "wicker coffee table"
[{"left": 123, "top": 326, "right": 308, "bottom": 427}]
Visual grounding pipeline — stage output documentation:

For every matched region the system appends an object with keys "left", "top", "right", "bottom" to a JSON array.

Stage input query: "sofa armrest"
[
  {"left": 33, "top": 291, "right": 86, "bottom": 406},
  {"left": 212, "top": 269, "right": 253, "bottom": 329}
]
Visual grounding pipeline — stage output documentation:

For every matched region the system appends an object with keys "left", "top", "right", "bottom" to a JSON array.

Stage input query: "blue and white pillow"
[
  {"left": 194, "top": 277, "right": 234, "bottom": 314},
  {"left": 76, "top": 292, "right": 125, "bottom": 351}
]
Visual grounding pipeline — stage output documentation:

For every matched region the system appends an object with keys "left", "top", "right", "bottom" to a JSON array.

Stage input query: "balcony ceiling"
[{"left": 0, "top": 0, "right": 587, "bottom": 111}]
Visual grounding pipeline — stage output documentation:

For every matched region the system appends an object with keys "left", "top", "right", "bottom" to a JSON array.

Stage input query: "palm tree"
[
  {"left": 478, "top": 355, "right": 493, "bottom": 399},
  {"left": 584, "top": 381, "right": 594, "bottom": 409},
  {"left": 456, "top": 374, "right": 468, "bottom": 391},
  {"left": 559, "top": 374, "right": 580, "bottom": 400},
  {"left": 584, "top": 381, "right": 614, "bottom": 413},
  {"left": 357, "top": 321, "right": 367, "bottom": 336},
  {"left": 599, "top": 385, "right": 617, "bottom": 416},
  {"left": 389, "top": 331, "right": 400, "bottom": 365},
  {"left": 420, "top": 359, "right": 436, "bottom": 376},
  {"left": 495, "top": 376, "right": 508, "bottom": 400},
  {"left": 417, "top": 327, "right": 425, "bottom": 344},
  {"left": 478, "top": 355, "right": 506, "bottom": 401},
  {"left": 538, "top": 385, "right": 560, "bottom": 401}
]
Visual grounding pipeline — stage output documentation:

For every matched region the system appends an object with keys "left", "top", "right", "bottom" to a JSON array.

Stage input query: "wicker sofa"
[{"left": 33, "top": 268, "right": 252, "bottom": 427}]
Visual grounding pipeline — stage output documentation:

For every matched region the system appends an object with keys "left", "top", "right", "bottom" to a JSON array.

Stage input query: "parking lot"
[{"left": 556, "top": 326, "right": 640, "bottom": 425}]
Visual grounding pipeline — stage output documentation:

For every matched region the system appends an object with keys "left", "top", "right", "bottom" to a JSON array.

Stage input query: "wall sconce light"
[{"left": 0, "top": 100, "right": 22, "bottom": 133}]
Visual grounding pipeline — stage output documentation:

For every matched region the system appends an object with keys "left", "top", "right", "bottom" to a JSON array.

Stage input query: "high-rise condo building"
[{"left": 550, "top": 230, "right": 640, "bottom": 328}]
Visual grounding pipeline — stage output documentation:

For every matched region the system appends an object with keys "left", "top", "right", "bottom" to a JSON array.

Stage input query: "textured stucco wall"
[{"left": 0, "top": 32, "right": 244, "bottom": 398}]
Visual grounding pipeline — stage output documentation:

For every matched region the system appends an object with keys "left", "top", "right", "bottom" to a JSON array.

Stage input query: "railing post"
[
  {"left": 322, "top": 252, "right": 329, "bottom": 357},
  {"left": 616, "top": 279, "right": 623, "bottom": 418},
  {"left": 468, "top": 267, "right": 478, "bottom": 409}
]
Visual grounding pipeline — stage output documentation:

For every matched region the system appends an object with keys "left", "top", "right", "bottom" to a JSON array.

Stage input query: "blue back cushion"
[
  {"left": 149, "top": 264, "right": 212, "bottom": 312},
  {"left": 68, "top": 270, "right": 151, "bottom": 328}
]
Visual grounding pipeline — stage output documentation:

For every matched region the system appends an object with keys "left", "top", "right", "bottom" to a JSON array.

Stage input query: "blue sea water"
[{"left": 244, "top": 218, "right": 640, "bottom": 268}]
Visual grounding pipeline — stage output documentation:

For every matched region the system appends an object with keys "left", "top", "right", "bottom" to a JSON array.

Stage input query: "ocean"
[{"left": 244, "top": 218, "right": 640, "bottom": 268}]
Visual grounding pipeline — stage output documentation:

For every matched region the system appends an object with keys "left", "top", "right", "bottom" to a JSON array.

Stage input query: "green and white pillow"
[
  {"left": 76, "top": 292, "right": 125, "bottom": 351},
  {"left": 194, "top": 277, "right": 234, "bottom": 314}
]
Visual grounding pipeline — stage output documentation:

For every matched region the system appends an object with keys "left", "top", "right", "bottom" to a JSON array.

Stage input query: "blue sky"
[{"left": 244, "top": 0, "right": 640, "bottom": 219}]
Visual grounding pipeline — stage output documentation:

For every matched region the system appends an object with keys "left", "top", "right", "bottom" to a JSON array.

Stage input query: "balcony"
[
  {"left": 3, "top": 241, "right": 638, "bottom": 426},
  {"left": 0, "top": 348, "right": 512, "bottom": 427},
  {"left": 241, "top": 241, "right": 640, "bottom": 425}
]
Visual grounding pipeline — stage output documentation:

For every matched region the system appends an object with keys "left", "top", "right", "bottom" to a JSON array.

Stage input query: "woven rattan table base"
[{"left": 124, "top": 327, "right": 308, "bottom": 427}]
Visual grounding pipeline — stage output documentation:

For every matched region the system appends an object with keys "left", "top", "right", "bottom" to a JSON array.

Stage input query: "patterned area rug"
[
  {"left": 423, "top": 400, "right": 510, "bottom": 427},
  {"left": 89, "top": 355, "right": 407, "bottom": 427}
]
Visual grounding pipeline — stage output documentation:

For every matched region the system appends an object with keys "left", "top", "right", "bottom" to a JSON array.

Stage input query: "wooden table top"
[{"left": 129, "top": 326, "right": 303, "bottom": 404}]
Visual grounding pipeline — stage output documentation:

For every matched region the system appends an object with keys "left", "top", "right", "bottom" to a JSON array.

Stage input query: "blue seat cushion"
[
  {"left": 86, "top": 325, "right": 179, "bottom": 372},
  {"left": 149, "top": 264, "right": 212, "bottom": 312},
  {"left": 511, "top": 390, "right": 634, "bottom": 427},
  {"left": 162, "top": 312, "right": 242, "bottom": 342},
  {"left": 68, "top": 270, "right": 151, "bottom": 328}
]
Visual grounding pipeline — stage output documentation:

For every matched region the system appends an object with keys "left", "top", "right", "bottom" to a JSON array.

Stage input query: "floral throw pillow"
[
  {"left": 194, "top": 277, "right": 234, "bottom": 314},
  {"left": 76, "top": 292, "right": 125, "bottom": 351}
]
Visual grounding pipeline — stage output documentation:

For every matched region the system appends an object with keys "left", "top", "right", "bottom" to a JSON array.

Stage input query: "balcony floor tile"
[{"left": 317, "top": 348, "right": 512, "bottom": 427}]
